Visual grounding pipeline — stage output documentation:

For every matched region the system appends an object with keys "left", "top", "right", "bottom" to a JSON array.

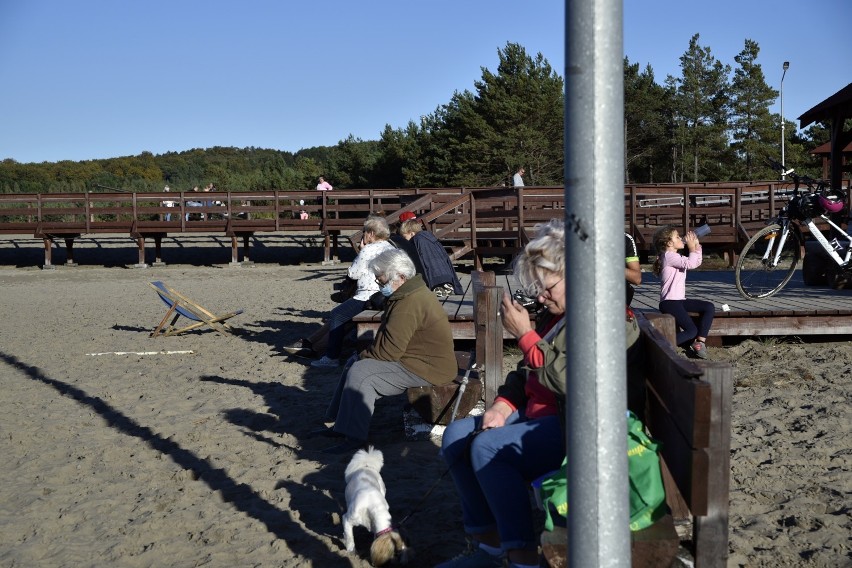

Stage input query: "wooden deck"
[
  {"left": 634, "top": 269, "right": 852, "bottom": 338},
  {"left": 356, "top": 269, "right": 852, "bottom": 343}
]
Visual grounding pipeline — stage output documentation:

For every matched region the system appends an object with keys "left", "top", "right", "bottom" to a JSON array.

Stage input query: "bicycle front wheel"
[{"left": 735, "top": 223, "right": 801, "bottom": 299}]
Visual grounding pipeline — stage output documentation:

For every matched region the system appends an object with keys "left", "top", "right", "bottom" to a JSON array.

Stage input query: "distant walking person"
[
  {"left": 652, "top": 225, "right": 714, "bottom": 359},
  {"left": 161, "top": 186, "right": 176, "bottom": 221},
  {"left": 512, "top": 167, "right": 525, "bottom": 188},
  {"left": 316, "top": 176, "right": 333, "bottom": 192}
]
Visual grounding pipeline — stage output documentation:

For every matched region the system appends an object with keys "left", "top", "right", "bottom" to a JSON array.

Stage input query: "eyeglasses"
[{"left": 528, "top": 278, "right": 563, "bottom": 297}]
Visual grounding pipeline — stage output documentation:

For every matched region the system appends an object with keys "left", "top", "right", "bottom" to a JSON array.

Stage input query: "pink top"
[
  {"left": 659, "top": 247, "right": 702, "bottom": 301},
  {"left": 316, "top": 181, "right": 333, "bottom": 191}
]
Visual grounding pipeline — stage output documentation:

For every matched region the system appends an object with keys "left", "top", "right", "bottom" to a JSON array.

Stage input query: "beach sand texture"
[{"left": 0, "top": 239, "right": 849, "bottom": 567}]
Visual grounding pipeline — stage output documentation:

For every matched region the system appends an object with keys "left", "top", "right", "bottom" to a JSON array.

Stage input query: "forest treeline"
[{"left": 1, "top": 37, "right": 835, "bottom": 195}]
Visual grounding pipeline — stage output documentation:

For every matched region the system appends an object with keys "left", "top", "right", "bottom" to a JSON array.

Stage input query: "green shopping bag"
[
  {"left": 533, "top": 412, "right": 666, "bottom": 532},
  {"left": 627, "top": 411, "right": 667, "bottom": 531},
  {"left": 533, "top": 458, "right": 567, "bottom": 531}
]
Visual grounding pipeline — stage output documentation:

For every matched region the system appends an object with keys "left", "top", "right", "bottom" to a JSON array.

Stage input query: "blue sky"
[{"left": 1, "top": 0, "right": 849, "bottom": 164}]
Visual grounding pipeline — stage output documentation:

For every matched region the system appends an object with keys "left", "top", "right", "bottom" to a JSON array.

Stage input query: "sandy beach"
[{"left": 0, "top": 235, "right": 849, "bottom": 567}]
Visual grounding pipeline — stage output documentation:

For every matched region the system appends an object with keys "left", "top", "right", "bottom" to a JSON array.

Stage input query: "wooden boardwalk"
[
  {"left": 633, "top": 269, "right": 852, "bottom": 338},
  {"left": 356, "top": 270, "right": 852, "bottom": 343}
]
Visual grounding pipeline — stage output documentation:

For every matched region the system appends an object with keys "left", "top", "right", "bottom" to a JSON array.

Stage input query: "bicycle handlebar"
[{"left": 766, "top": 159, "right": 825, "bottom": 194}]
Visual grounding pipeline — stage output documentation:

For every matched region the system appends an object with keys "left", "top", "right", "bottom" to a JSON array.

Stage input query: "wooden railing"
[{"left": 0, "top": 180, "right": 836, "bottom": 267}]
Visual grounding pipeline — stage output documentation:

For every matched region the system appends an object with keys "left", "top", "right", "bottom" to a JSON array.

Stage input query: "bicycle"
[{"left": 735, "top": 162, "right": 848, "bottom": 299}]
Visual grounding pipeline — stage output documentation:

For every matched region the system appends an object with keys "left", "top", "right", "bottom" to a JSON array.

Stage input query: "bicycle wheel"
[{"left": 735, "top": 223, "right": 801, "bottom": 299}]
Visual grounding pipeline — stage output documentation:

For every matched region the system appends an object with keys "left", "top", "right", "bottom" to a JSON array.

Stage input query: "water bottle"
[{"left": 693, "top": 224, "right": 712, "bottom": 238}]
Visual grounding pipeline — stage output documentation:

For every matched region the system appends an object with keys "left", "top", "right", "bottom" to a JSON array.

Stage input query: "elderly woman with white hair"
[
  {"left": 314, "top": 248, "right": 457, "bottom": 454},
  {"left": 435, "top": 218, "right": 567, "bottom": 568}
]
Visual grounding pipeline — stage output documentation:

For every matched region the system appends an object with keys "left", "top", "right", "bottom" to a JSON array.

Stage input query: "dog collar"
[{"left": 374, "top": 527, "right": 394, "bottom": 538}]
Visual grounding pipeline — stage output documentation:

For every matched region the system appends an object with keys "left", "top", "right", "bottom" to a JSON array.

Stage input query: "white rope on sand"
[{"left": 85, "top": 350, "right": 195, "bottom": 356}]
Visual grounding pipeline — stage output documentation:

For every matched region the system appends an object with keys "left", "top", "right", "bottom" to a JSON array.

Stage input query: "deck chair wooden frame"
[{"left": 149, "top": 281, "right": 243, "bottom": 337}]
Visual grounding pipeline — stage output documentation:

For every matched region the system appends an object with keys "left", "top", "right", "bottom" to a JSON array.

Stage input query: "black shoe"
[
  {"left": 307, "top": 426, "right": 345, "bottom": 439},
  {"left": 321, "top": 438, "right": 365, "bottom": 455}
]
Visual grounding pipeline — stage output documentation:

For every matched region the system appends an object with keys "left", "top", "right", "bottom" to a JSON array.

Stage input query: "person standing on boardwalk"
[
  {"left": 316, "top": 176, "right": 333, "bottom": 192},
  {"left": 161, "top": 186, "right": 176, "bottom": 221},
  {"left": 512, "top": 167, "right": 525, "bottom": 188},
  {"left": 652, "top": 225, "right": 714, "bottom": 359}
]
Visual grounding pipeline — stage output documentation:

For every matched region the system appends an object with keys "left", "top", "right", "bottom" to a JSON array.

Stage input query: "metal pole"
[
  {"left": 565, "top": 0, "right": 629, "bottom": 566},
  {"left": 781, "top": 61, "right": 789, "bottom": 179}
]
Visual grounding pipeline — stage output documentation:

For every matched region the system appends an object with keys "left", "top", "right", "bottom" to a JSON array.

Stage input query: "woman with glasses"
[
  {"left": 435, "top": 218, "right": 567, "bottom": 568},
  {"left": 313, "top": 248, "right": 457, "bottom": 454}
]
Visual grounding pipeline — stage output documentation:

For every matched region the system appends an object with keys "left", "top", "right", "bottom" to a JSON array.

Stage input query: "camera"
[{"left": 512, "top": 289, "right": 543, "bottom": 313}]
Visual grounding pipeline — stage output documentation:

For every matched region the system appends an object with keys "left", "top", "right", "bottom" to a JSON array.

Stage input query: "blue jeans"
[
  {"left": 441, "top": 412, "right": 564, "bottom": 552},
  {"left": 325, "top": 297, "right": 367, "bottom": 358},
  {"left": 659, "top": 298, "right": 715, "bottom": 346}
]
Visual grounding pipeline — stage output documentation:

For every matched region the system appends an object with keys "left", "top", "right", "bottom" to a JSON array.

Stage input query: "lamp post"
[{"left": 781, "top": 61, "right": 790, "bottom": 179}]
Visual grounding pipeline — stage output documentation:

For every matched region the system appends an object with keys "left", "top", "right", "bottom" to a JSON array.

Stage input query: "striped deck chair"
[{"left": 149, "top": 281, "right": 243, "bottom": 337}]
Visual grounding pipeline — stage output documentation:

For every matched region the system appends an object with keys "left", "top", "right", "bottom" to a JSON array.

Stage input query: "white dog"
[{"left": 342, "top": 446, "right": 412, "bottom": 566}]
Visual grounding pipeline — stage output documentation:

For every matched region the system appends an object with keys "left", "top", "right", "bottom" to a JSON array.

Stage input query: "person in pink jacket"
[
  {"left": 316, "top": 176, "right": 333, "bottom": 191},
  {"left": 652, "top": 225, "right": 714, "bottom": 359}
]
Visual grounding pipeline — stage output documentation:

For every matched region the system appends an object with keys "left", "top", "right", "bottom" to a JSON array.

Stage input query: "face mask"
[{"left": 380, "top": 282, "right": 395, "bottom": 297}]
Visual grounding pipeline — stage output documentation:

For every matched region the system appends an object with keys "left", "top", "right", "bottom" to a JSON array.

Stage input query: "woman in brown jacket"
[{"left": 316, "top": 248, "right": 457, "bottom": 454}]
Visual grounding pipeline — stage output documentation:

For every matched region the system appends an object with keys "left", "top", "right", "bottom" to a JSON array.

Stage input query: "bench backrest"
[{"left": 637, "top": 312, "right": 732, "bottom": 566}]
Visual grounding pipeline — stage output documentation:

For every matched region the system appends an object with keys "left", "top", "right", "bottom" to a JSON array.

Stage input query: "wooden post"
[
  {"left": 230, "top": 236, "right": 240, "bottom": 265},
  {"left": 472, "top": 271, "right": 503, "bottom": 407},
  {"left": 242, "top": 233, "right": 253, "bottom": 265},
  {"left": 42, "top": 236, "right": 55, "bottom": 269},
  {"left": 693, "top": 361, "right": 733, "bottom": 568},
  {"left": 64, "top": 237, "right": 78, "bottom": 266},
  {"left": 134, "top": 236, "right": 148, "bottom": 268},
  {"left": 152, "top": 235, "right": 165, "bottom": 266}
]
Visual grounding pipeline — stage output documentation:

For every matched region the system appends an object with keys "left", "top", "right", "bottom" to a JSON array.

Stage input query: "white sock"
[
  {"left": 509, "top": 563, "right": 539, "bottom": 568},
  {"left": 477, "top": 542, "right": 502, "bottom": 557}
]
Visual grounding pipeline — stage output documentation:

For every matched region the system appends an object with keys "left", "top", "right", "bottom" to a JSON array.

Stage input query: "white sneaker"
[{"left": 310, "top": 355, "right": 339, "bottom": 368}]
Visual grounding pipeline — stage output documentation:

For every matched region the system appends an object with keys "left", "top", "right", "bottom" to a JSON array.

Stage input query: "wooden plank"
[
  {"left": 472, "top": 271, "right": 503, "bottom": 406},
  {"left": 638, "top": 315, "right": 710, "bottom": 448},
  {"left": 692, "top": 362, "right": 733, "bottom": 568}
]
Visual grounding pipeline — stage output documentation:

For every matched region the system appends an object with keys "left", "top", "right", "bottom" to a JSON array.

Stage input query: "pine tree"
[
  {"left": 624, "top": 59, "right": 668, "bottom": 183},
  {"left": 729, "top": 39, "right": 778, "bottom": 179},
  {"left": 674, "top": 34, "right": 731, "bottom": 182}
]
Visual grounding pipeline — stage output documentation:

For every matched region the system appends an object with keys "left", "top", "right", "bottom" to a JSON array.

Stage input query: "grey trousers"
[{"left": 326, "top": 357, "right": 431, "bottom": 441}]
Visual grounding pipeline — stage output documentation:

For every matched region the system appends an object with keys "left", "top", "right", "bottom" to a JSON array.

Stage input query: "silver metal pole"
[
  {"left": 565, "top": 0, "right": 629, "bottom": 566},
  {"left": 781, "top": 61, "right": 789, "bottom": 179}
]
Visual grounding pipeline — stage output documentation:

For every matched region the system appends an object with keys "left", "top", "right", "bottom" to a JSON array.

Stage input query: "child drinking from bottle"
[{"left": 652, "top": 225, "right": 714, "bottom": 359}]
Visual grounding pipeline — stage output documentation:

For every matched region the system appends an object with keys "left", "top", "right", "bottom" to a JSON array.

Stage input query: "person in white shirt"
[
  {"left": 512, "top": 167, "right": 525, "bottom": 188},
  {"left": 161, "top": 186, "right": 176, "bottom": 221}
]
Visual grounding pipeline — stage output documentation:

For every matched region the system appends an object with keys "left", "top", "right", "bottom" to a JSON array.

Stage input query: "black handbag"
[{"left": 330, "top": 276, "right": 357, "bottom": 303}]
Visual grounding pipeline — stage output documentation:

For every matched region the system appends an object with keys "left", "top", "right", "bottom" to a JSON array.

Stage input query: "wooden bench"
[
  {"left": 541, "top": 311, "right": 733, "bottom": 568},
  {"left": 405, "top": 270, "right": 505, "bottom": 424}
]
